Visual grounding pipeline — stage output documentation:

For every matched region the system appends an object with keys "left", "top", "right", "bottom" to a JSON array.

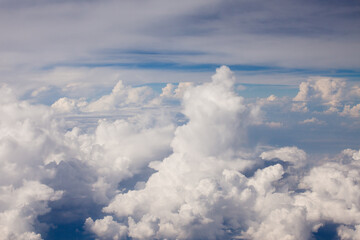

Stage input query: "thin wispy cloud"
[{"left": 1, "top": 0, "right": 360, "bottom": 90}]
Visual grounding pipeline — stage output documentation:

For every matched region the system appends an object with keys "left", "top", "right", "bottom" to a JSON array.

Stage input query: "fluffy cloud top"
[
  {"left": 292, "top": 77, "right": 360, "bottom": 115},
  {"left": 0, "top": 86, "right": 63, "bottom": 238},
  {"left": 85, "top": 67, "right": 360, "bottom": 240},
  {"left": 0, "top": 82, "right": 174, "bottom": 238},
  {"left": 86, "top": 66, "right": 262, "bottom": 239},
  {"left": 86, "top": 81, "right": 154, "bottom": 112},
  {"left": 1, "top": 66, "right": 360, "bottom": 239},
  {"left": 293, "top": 77, "right": 346, "bottom": 106}
]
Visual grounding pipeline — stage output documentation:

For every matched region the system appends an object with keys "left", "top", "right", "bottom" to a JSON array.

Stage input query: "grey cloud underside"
[{"left": 1, "top": 66, "right": 360, "bottom": 239}]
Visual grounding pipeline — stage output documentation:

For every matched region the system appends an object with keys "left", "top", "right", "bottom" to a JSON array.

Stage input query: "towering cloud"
[
  {"left": 84, "top": 67, "right": 360, "bottom": 240},
  {"left": 85, "top": 66, "right": 261, "bottom": 239}
]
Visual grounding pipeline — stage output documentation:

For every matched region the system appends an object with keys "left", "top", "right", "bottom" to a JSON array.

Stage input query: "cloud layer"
[
  {"left": 84, "top": 67, "right": 360, "bottom": 239},
  {"left": 0, "top": 66, "right": 359, "bottom": 239},
  {"left": 1, "top": 0, "right": 360, "bottom": 96}
]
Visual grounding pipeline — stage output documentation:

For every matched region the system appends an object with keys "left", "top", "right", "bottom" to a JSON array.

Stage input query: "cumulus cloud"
[
  {"left": 51, "top": 97, "right": 87, "bottom": 113},
  {"left": 86, "top": 66, "right": 263, "bottom": 239},
  {"left": 293, "top": 77, "right": 345, "bottom": 106},
  {"left": 1, "top": 66, "right": 360, "bottom": 239},
  {"left": 0, "top": 81, "right": 174, "bottom": 238},
  {"left": 85, "top": 81, "right": 155, "bottom": 112},
  {"left": 85, "top": 67, "right": 360, "bottom": 240},
  {"left": 248, "top": 146, "right": 360, "bottom": 240},
  {"left": 72, "top": 118, "right": 174, "bottom": 204},
  {"left": 341, "top": 104, "right": 360, "bottom": 118},
  {"left": 51, "top": 78, "right": 193, "bottom": 114},
  {"left": 160, "top": 82, "right": 194, "bottom": 99},
  {"left": 85, "top": 216, "right": 127, "bottom": 240},
  {"left": 295, "top": 151, "right": 360, "bottom": 237},
  {"left": 0, "top": 85, "right": 64, "bottom": 238},
  {"left": 0, "top": 181, "right": 62, "bottom": 240},
  {"left": 292, "top": 77, "right": 360, "bottom": 116},
  {"left": 51, "top": 80, "right": 162, "bottom": 114}
]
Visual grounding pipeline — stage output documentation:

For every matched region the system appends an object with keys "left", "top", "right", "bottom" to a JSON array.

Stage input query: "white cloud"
[
  {"left": 85, "top": 80, "right": 154, "bottom": 112},
  {"left": 1, "top": 66, "right": 360, "bottom": 239},
  {"left": 160, "top": 82, "right": 194, "bottom": 99},
  {"left": 295, "top": 151, "right": 360, "bottom": 232},
  {"left": 0, "top": 86, "right": 64, "bottom": 238},
  {"left": 160, "top": 83, "right": 175, "bottom": 97},
  {"left": 0, "top": 181, "right": 62, "bottom": 240},
  {"left": 171, "top": 66, "right": 253, "bottom": 157},
  {"left": 51, "top": 97, "right": 87, "bottom": 113},
  {"left": 260, "top": 146, "right": 307, "bottom": 166},
  {"left": 337, "top": 225, "right": 360, "bottom": 240},
  {"left": 87, "top": 66, "right": 264, "bottom": 239},
  {"left": 266, "top": 94, "right": 277, "bottom": 102},
  {"left": 341, "top": 104, "right": 360, "bottom": 118},
  {"left": 1, "top": 81, "right": 172, "bottom": 237},
  {"left": 298, "top": 117, "right": 325, "bottom": 125},
  {"left": 292, "top": 77, "right": 360, "bottom": 118},
  {"left": 293, "top": 77, "right": 345, "bottom": 107},
  {"left": 245, "top": 207, "right": 310, "bottom": 240},
  {"left": 85, "top": 67, "right": 360, "bottom": 239},
  {"left": 85, "top": 216, "right": 127, "bottom": 240},
  {"left": 51, "top": 79, "right": 161, "bottom": 114}
]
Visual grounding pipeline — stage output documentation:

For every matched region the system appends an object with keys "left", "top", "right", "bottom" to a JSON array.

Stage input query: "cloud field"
[{"left": 0, "top": 66, "right": 359, "bottom": 239}]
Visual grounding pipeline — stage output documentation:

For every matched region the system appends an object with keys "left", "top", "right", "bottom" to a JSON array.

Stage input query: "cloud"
[
  {"left": 0, "top": 81, "right": 174, "bottom": 238},
  {"left": 0, "top": 85, "right": 64, "bottom": 238},
  {"left": 160, "top": 82, "right": 194, "bottom": 99},
  {"left": 1, "top": 0, "right": 360, "bottom": 94},
  {"left": 85, "top": 80, "right": 154, "bottom": 112},
  {"left": 295, "top": 151, "right": 360, "bottom": 234},
  {"left": 292, "top": 77, "right": 360, "bottom": 117},
  {"left": 1, "top": 66, "right": 360, "bottom": 239},
  {"left": 337, "top": 225, "right": 360, "bottom": 240},
  {"left": 51, "top": 97, "right": 87, "bottom": 113},
  {"left": 260, "top": 146, "right": 307, "bottom": 166},
  {"left": 86, "top": 66, "right": 264, "bottom": 239},
  {"left": 298, "top": 117, "right": 325, "bottom": 125},
  {"left": 171, "top": 66, "right": 257, "bottom": 157},
  {"left": 341, "top": 104, "right": 360, "bottom": 118},
  {"left": 264, "top": 121, "right": 283, "bottom": 128},
  {"left": 293, "top": 77, "right": 346, "bottom": 107},
  {"left": 51, "top": 80, "right": 158, "bottom": 113},
  {"left": 85, "top": 67, "right": 360, "bottom": 240},
  {"left": 85, "top": 216, "right": 127, "bottom": 240},
  {"left": 52, "top": 78, "right": 201, "bottom": 114},
  {"left": 0, "top": 181, "right": 62, "bottom": 240},
  {"left": 248, "top": 146, "right": 360, "bottom": 239}
]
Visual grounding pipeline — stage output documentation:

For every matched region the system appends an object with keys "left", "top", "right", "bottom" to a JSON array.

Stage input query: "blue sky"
[{"left": 1, "top": 1, "right": 360, "bottom": 239}]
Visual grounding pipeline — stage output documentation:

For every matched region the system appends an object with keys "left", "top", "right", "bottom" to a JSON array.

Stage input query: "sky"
[{"left": 1, "top": 0, "right": 360, "bottom": 239}]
